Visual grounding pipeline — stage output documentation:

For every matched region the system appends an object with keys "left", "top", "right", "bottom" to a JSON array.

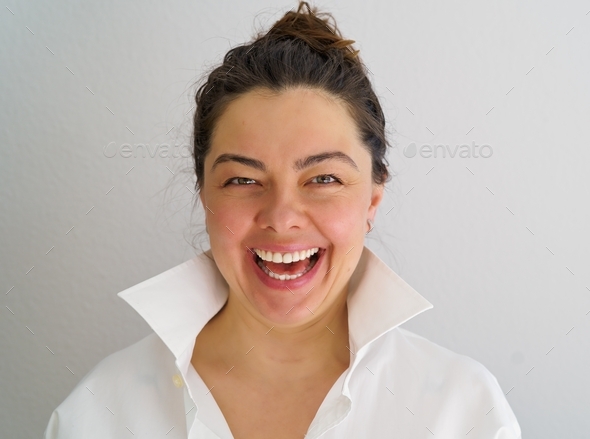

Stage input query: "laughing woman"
[{"left": 45, "top": 2, "right": 521, "bottom": 438}]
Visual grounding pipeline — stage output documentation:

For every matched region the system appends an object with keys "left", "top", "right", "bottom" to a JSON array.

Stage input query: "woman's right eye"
[{"left": 223, "top": 177, "right": 256, "bottom": 186}]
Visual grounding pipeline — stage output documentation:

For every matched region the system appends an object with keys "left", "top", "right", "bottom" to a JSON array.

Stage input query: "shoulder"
[
  {"left": 86, "top": 332, "right": 174, "bottom": 377},
  {"left": 388, "top": 326, "right": 496, "bottom": 383},
  {"left": 383, "top": 326, "right": 510, "bottom": 401},
  {"left": 76, "top": 332, "right": 178, "bottom": 395},
  {"left": 357, "top": 327, "right": 522, "bottom": 438},
  {"left": 44, "top": 333, "right": 185, "bottom": 439}
]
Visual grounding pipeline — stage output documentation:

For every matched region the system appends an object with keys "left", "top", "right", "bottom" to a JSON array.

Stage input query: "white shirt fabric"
[{"left": 44, "top": 246, "right": 522, "bottom": 438}]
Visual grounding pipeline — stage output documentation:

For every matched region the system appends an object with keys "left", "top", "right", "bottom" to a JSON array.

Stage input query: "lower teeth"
[{"left": 256, "top": 254, "right": 318, "bottom": 281}]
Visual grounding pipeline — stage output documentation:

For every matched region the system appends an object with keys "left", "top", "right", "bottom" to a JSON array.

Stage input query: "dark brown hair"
[{"left": 191, "top": 1, "right": 390, "bottom": 193}]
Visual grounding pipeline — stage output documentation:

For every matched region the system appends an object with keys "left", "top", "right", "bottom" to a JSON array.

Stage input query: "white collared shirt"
[{"left": 44, "top": 246, "right": 521, "bottom": 438}]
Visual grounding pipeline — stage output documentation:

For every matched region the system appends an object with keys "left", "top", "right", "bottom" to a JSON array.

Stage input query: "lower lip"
[{"left": 248, "top": 248, "right": 325, "bottom": 291}]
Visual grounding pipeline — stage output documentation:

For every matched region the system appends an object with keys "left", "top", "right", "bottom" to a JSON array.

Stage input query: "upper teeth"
[{"left": 254, "top": 248, "right": 319, "bottom": 263}]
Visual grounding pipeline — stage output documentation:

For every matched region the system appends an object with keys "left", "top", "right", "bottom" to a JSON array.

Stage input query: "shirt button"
[{"left": 172, "top": 374, "right": 184, "bottom": 388}]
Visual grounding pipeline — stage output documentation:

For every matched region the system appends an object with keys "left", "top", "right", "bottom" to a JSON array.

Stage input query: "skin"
[{"left": 192, "top": 86, "right": 384, "bottom": 437}]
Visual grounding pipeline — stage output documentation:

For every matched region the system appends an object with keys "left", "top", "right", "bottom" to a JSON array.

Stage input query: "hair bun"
[
  {"left": 192, "top": 1, "right": 390, "bottom": 194},
  {"left": 266, "top": 1, "right": 360, "bottom": 62}
]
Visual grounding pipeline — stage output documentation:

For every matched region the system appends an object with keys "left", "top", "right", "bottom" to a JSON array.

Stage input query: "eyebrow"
[{"left": 210, "top": 151, "right": 359, "bottom": 173}]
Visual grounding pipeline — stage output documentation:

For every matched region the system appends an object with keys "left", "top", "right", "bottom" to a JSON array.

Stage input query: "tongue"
[{"left": 264, "top": 257, "right": 312, "bottom": 275}]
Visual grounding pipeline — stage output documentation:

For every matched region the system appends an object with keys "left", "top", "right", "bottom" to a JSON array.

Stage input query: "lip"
[{"left": 247, "top": 247, "right": 325, "bottom": 291}]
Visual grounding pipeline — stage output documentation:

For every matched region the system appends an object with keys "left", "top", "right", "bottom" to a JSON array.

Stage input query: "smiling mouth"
[{"left": 254, "top": 250, "right": 322, "bottom": 281}]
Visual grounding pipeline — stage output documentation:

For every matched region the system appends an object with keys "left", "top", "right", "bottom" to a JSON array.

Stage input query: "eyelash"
[{"left": 222, "top": 174, "right": 343, "bottom": 187}]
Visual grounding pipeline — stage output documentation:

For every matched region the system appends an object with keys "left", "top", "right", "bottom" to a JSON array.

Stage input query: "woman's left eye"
[{"left": 311, "top": 174, "right": 342, "bottom": 185}]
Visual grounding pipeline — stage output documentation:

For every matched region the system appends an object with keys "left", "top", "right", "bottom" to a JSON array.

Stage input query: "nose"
[{"left": 255, "top": 185, "right": 309, "bottom": 234}]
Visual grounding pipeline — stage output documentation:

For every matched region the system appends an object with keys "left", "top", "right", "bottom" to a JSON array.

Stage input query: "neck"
[{"left": 204, "top": 289, "right": 351, "bottom": 383}]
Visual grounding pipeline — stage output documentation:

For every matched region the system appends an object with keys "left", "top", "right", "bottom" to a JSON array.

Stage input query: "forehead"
[{"left": 209, "top": 87, "right": 364, "bottom": 160}]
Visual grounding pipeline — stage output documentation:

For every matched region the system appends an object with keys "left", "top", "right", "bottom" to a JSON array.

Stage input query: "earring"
[{"left": 367, "top": 219, "right": 374, "bottom": 234}]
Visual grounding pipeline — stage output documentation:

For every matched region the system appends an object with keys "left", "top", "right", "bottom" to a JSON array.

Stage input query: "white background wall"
[{"left": 2, "top": 0, "right": 589, "bottom": 437}]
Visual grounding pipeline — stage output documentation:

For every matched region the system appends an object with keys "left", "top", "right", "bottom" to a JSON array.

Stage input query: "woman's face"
[{"left": 200, "top": 87, "right": 384, "bottom": 327}]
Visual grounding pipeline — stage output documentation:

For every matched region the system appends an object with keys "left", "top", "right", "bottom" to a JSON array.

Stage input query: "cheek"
[
  {"left": 205, "top": 201, "right": 255, "bottom": 286},
  {"left": 207, "top": 200, "right": 254, "bottom": 248},
  {"left": 311, "top": 196, "right": 367, "bottom": 244}
]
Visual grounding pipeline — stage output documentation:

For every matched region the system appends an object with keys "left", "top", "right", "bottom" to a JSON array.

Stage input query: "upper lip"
[{"left": 248, "top": 245, "right": 323, "bottom": 253}]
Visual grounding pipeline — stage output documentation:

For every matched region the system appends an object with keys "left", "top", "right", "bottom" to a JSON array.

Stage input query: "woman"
[{"left": 45, "top": 2, "right": 521, "bottom": 438}]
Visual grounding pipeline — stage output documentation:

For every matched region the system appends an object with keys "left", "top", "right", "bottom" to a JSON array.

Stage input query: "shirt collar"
[{"left": 117, "top": 245, "right": 433, "bottom": 376}]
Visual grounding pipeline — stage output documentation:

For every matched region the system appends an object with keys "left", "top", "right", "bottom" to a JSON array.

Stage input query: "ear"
[
  {"left": 367, "top": 183, "right": 385, "bottom": 221},
  {"left": 199, "top": 189, "right": 205, "bottom": 208}
]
